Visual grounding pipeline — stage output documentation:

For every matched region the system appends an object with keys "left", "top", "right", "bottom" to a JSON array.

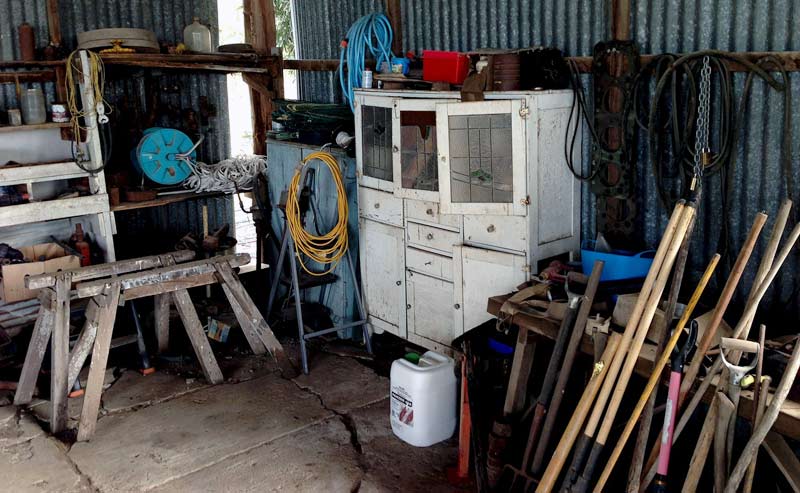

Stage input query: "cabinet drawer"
[
  {"left": 406, "top": 220, "right": 461, "bottom": 255},
  {"left": 404, "top": 199, "right": 461, "bottom": 230},
  {"left": 464, "top": 215, "right": 527, "bottom": 253},
  {"left": 358, "top": 187, "right": 403, "bottom": 226},
  {"left": 406, "top": 246, "right": 453, "bottom": 281}
]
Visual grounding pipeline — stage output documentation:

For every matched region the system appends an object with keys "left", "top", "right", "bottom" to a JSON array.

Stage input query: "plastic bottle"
[
  {"left": 390, "top": 351, "right": 457, "bottom": 447},
  {"left": 21, "top": 88, "right": 46, "bottom": 125},
  {"left": 183, "top": 18, "right": 213, "bottom": 53},
  {"left": 71, "top": 224, "right": 91, "bottom": 267}
]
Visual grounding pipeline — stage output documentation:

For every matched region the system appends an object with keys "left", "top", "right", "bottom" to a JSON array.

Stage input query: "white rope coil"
[{"left": 184, "top": 155, "right": 267, "bottom": 193}]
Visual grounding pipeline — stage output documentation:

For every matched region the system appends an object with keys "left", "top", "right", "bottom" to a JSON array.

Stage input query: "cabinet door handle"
[
  {"left": 396, "top": 280, "right": 401, "bottom": 286},
  {"left": 426, "top": 208, "right": 434, "bottom": 216},
  {"left": 487, "top": 224, "right": 496, "bottom": 233},
  {"left": 407, "top": 304, "right": 411, "bottom": 310},
  {"left": 426, "top": 233, "right": 434, "bottom": 240},
  {"left": 454, "top": 303, "right": 461, "bottom": 310},
  {"left": 373, "top": 202, "right": 380, "bottom": 209},
  {"left": 392, "top": 145, "right": 399, "bottom": 153}
]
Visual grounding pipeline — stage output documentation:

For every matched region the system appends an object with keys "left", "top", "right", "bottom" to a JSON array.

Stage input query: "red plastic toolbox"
[{"left": 422, "top": 50, "right": 470, "bottom": 84}]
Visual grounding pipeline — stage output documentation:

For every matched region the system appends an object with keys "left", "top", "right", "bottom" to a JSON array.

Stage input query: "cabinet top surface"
[{"left": 354, "top": 88, "right": 573, "bottom": 99}]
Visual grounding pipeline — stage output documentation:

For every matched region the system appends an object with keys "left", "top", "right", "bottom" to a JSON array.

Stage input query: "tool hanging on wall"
[{"left": 66, "top": 49, "right": 112, "bottom": 174}]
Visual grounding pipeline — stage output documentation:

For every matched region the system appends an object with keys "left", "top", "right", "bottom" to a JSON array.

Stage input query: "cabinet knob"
[
  {"left": 426, "top": 208, "right": 434, "bottom": 216},
  {"left": 426, "top": 233, "right": 434, "bottom": 240},
  {"left": 396, "top": 280, "right": 401, "bottom": 286},
  {"left": 454, "top": 303, "right": 461, "bottom": 310},
  {"left": 392, "top": 145, "right": 399, "bottom": 153},
  {"left": 487, "top": 224, "right": 496, "bottom": 233},
  {"left": 407, "top": 304, "right": 411, "bottom": 310},
  {"left": 373, "top": 202, "right": 380, "bottom": 209}
]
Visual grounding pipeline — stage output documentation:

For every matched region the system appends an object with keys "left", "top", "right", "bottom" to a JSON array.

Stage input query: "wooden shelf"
[
  {"left": 99, "top": 53, "right": 279, "bottom": 74},
  {"left": 0, "top": 161, "right": 90, "bottom": 186},
  {"left": 0, "top": 60, "right": 65, "bottom": 68},
  {"left": 0, "top": 194, "right": 109, "bottom": 228},
  {"left": 111, "top": 191, "right": 223, "bottom": 212},
  {"left": 0, "top": 122, "right": 70, "bottom": 134}
]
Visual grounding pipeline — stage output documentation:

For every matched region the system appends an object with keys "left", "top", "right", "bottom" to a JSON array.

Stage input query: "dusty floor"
[{"left": 2, "top": 349, "right": 461, "bottom": 492}]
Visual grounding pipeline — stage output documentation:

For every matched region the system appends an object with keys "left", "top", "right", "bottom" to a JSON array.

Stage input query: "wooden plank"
[
  {"left": 75, "top": 254, "right": 250, "bottom": 298},
  {"left": 0, "top": 161, "right": 90, "bottom": 186},
  {"left": 0, "top": 194, "right": 109, "bottom": 228},
  {"left": 764, "top": 431, "right": 800, "bottom": 491},
  {"left": 66, "top": 300, "right": 100, "bottom": 387},
  {"left": 46, "top": 0, "right": 62, "bottom": 46},
  {"left": 0, "top": 122, "right": 70, "bottom": 133},
  {"left": 503, "top": 326, "right": 537, "bottom": 416},
  {"left": 110, "top": 191, "right": 224, "bottom": 212},
  {"left": 171, "top": 289, "right": 224, "bottom": 384},
  {"left": 214, "top": 263, "right": 295, "bottom": 375},
  {"left": 154, "top": 294, "right": 171, "bottom": 354},
  {"left": 0, "top": 60, "right": 65, "bottom": 68},
  {"left": 283, "top": 59, "right": 341, "bottom": 71},
  {"left": 385, "top": 0, "right": 403, "bottom": 54},
  {"left": 0, "top": 71, "right": 56, "bottom": 84},
  {"left": 220, "top": 281, "right": 266, "bottom": 355},
  {"left": 13, "top": 291, "right": 55, "bottom": 405},
  {"left": 120, "top": 272, "right": 218, "bottom": 301},
  {"left": 77, "top": 283, "right": 121, "bottom": 441},
  {"left": 27, "top": 250, "right": 196, "bottom": 289},
  {"left": 50, "top": 277, "right": 71, "bottom": 434},
  {"left": 99, "top": 53, "right": 278, "bottom": 74}
]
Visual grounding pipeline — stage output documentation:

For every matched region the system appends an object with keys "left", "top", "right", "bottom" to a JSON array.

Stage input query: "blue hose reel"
[{"left": 133, "top": 128, "right": 196, "bottom": 185}]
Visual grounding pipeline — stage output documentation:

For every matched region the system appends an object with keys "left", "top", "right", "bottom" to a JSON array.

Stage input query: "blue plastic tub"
[{"left": 581, "top": 240, "right": 655, "bottom": 281}]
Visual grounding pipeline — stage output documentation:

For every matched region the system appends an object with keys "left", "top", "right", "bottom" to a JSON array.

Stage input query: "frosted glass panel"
[
  {"left": 361, "top": 105, "right": 393, "bottom": 181},
  {"left": 400, "top": 111, "right": 438, "bottom": 192},
  {"left": 448, "top": 114, "right": 513, "bottom": 203}
]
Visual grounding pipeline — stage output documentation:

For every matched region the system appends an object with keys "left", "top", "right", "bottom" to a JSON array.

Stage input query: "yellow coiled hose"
[{"left": 286, "top": 151, "right": 349, "bottom": 276}]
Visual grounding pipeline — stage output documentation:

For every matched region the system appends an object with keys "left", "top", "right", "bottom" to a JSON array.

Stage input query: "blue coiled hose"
[{"left": 338, "top": 13, "right": 394, "bottom": 112}]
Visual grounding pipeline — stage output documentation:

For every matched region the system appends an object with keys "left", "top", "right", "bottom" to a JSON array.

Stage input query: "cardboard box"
[{"left": 0, "top": 243, "right": 80, "bottom": 303}]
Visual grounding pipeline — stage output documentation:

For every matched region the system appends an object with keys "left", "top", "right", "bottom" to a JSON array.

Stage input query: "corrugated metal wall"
[
  {"left": 0, "top": 0, "right": 235, "bottom": 256},
  {"left": 293, "top": 0, "right": 800, "bottom": 322}
]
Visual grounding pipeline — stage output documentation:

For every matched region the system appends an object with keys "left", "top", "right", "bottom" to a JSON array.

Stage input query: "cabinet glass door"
[
  {"left": 436, "top": 100, "right": 527, "bottom": 216},
  {"left": 355, "top": 95, "right": 396, "bottom": 192},
  {"left": 393, "top": 99, "right": 442, "bottom": 202}
]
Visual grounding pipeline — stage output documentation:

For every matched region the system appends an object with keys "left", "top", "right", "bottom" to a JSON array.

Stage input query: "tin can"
[
  {"left": 51, "top": 102, "right": 69, "bottom": 123},
  {"left": 362, "top": 69, "right": 373, "bottom": 89},
  {"left": 7, "top": 109, "right": 22, "bottom": 126}
]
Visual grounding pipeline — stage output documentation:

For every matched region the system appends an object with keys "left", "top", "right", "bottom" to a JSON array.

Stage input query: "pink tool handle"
[{"left": 657, "top": 371, "right": 682, "bottom": 475}]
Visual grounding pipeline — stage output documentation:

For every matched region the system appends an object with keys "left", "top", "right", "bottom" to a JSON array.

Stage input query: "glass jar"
[
  {"left": 183, "top": 17, "right": 213, "bottom": 53},
  {"left": 21, "top": 88, "right": 46, "bottom": 125}
]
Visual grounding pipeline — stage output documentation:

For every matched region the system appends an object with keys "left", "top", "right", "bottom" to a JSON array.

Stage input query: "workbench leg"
[
  {"left": 67, "top": 300, "right": 100, "bottom": 390},
  {"left": 50, "top": 277, "right": 72, "bottom": 434},
  {"left": 154, "top": 293, "right": 171, "bottom": 354},
  {"left": 503, "top": 328, "right": 537, "bottom": 416},
  {"left": 215, "top": 263, "right": 295, "bottom": 376},
  {"left": 171, "top": 289, "right": 224, "bottom": 384},
  {"left": 14, "top": 291, "right": 56, "bottom": 405},
  {"left": 77, "top": 284, "right": 121, "bottom": 442},
  {"left": 219, "top": 281, "right": 266, "bottom": 355}
]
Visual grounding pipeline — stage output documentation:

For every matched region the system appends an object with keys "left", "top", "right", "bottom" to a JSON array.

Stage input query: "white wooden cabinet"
[{"left": 356, "top": 89, "right": 581, "bottom": 353}]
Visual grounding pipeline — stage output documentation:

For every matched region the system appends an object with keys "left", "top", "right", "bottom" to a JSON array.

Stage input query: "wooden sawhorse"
[{"left": 14, "top": 251, "right": 293, "bottom": 440}]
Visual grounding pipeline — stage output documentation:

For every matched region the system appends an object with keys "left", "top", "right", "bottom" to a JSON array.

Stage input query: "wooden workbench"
[{"left": 487, "top": 294, "right": 800, "bottom": 441}]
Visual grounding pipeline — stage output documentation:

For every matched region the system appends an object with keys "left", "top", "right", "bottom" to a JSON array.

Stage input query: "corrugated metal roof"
[{"left": 292, "top": 0, "right": 800, "bottom": 322}]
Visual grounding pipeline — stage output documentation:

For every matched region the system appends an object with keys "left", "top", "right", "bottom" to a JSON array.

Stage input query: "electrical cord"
[
  {"left": 65, "top": 50, "right": 112, "bottom": 175},
  {"left": 286, "top": 151, "right": 349, "bottom": 276},
  {"left": 564, "top": 58, "right": 601, "bottom": 181},
  {"left": 338, "top": 13, "right": 394, "bottom": 112}
]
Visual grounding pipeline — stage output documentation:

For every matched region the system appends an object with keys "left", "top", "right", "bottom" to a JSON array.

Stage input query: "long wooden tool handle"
[
  {"left": 576, "top": 201, "right": 686, "bottom": 469},
  {"left": 726, "top": 336, "right": 800, "bottom": 492},
  {"left": 536, "top": 332, "right": 622, "bottom": 493},
  {"left": 522, "top": 403, "right": 547, "bottom": 470},
  {"left": 681, "top": 398, "right": 719, "bottom": 493},
  {"left": 743, "top": 375, "right": 771, "bottom": 493},
  {"left": 531, "top": 260, "right": 605, "bottom": 475},
  {"left": 591, "top": 253, "right": 719, "bottom": 492},
  {"left": 680, "top": 212, "right": 768, "bottom": 403},
  {"left": 714, "top": 392, "right": 736, "bottom": 493}
]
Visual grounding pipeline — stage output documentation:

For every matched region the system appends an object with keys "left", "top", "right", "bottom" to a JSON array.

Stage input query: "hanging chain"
[{"left": 691, "top": 56, "right": 712, "bottom": 190}]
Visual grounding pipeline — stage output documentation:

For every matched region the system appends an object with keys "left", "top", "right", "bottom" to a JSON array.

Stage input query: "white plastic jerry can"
[{"left": 390, "top": 351, "right": 457, "bottom": 447}]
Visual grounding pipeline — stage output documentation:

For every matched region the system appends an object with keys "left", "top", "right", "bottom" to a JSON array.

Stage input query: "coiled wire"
[{"left": 286, "top": 151, "right": 349, "bottom": 276}]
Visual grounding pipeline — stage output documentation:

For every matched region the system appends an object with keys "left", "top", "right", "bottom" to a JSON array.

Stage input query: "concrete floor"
[{"left": 2, "top": 350, "right": 460, "bottom": 492}]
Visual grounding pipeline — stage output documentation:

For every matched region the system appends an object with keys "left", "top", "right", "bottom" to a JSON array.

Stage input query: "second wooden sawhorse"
[{"left": 14, "top": 251, "right": 293, "bottom": 441}]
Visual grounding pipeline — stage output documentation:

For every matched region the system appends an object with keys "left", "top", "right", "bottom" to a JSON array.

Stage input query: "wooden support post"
[
  {"left": 171, "top": 289, "right": 224, "bottom": 384},
  {"left": 67, "top": 300, "right": 100, "bottom": 388},
  {"left": 244, "top": 0, "right": 278, "bottom": 155},
  {"left": 77, "top": 283, "right": 121, "bottom": 441},
  {"left": 611, "top": 0, "right": 631, "bottom": 40},
  {"left": 154, "top": 293, "right": 171, "bottom": 354},
  {"left": 503, "top": 328, "right": 536, "bottom": 416},
  {"left": 13, "top": 291, "right": 56, "bottom": 405},
  {"left": 50, "top": 276, "right": 71, "bottom": 434},
  {"left": 385, "top": 0, "right": 403, "bottom": 54}
]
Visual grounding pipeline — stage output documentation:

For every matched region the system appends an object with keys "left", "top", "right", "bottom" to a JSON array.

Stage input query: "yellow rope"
[
  {"left": 286, "top": 151, "right": 349, "bottom": 276},
  {"left": 65, "top": 50, "right": 111, "bottom": 163}
]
